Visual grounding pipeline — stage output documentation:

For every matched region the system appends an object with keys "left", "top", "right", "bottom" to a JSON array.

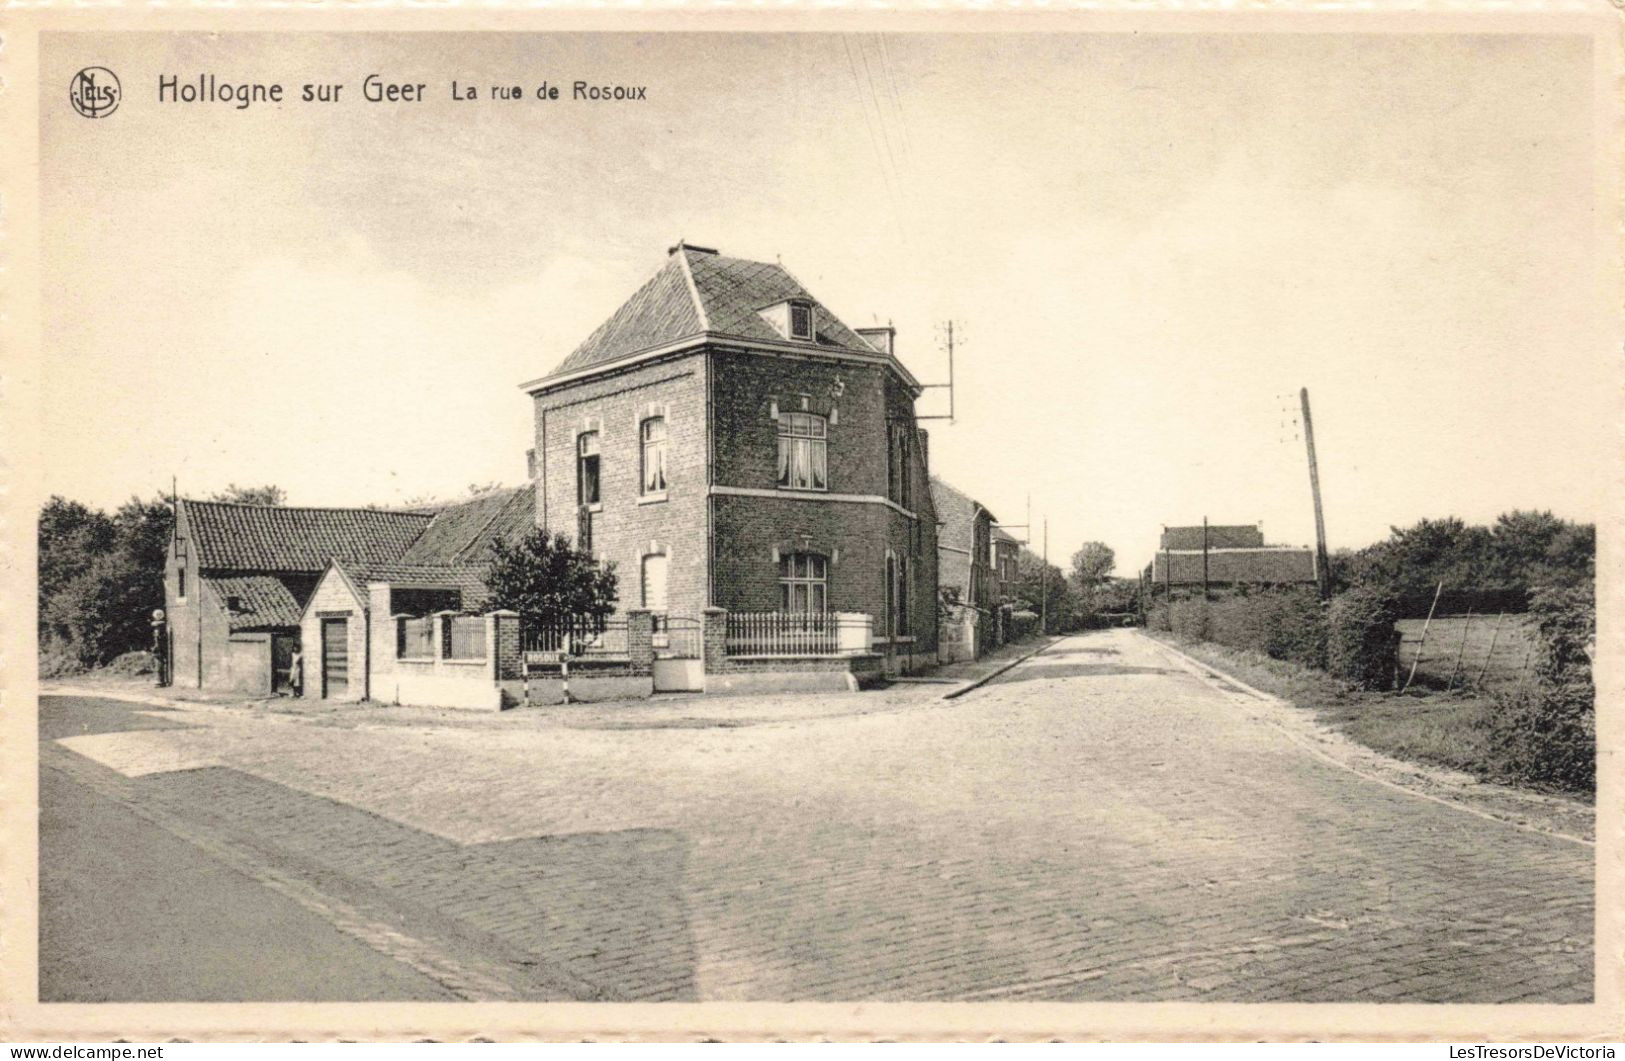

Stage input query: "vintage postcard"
[{"left": 1, "top": 3, "right": 1620, "bottom": 1043}]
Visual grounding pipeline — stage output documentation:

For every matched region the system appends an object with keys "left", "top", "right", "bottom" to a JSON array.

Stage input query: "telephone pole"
[
  {"left": 1040, "top": 516, "right": 1049, "bottom": 635},
  {"left": 1300, "top": 387, "right": 1332, "bottom": 600}
]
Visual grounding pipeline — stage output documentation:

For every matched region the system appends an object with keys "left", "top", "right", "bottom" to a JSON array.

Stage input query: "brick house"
[
  {"left": 522, "top": 242, "right": 939, "bottom": 670},
  {"left": 992, "top": 527, "right": 1022, "bottom": 603},
  {"left": 1145, "top": 523, "right": 1317, "bottom": 594},
  {"left": 931, "top": 478, "right": 997, "bottom": 661},
  {"left": 165, "top": 486, "right": 533, "bottom": 696}
]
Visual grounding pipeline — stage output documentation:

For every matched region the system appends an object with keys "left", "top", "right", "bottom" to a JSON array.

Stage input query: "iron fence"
[
  {"left": 523, "top": 616, "right": 628, "bottom": 659},
  {"left": 444, "top": 616, "right": 488, "bottom": 660},
  {"left": 725, "top": 611, "right": 870, "bottom": 657}
]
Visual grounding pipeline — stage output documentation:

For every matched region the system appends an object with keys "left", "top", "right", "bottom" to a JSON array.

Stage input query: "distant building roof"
[
  {"left": 336, "top": 560, "right": 495, "bottom": 611},
  {"left": 203, "top": 574, "right": 308, "bottom": 630},
  {"left": 1151, "top": 548, "right": 1316, "bottom": 585},
  {"left": 398, "top": 485, "right": 535, "bottom": 566},
  {"left": 1160, "top": 524, "right": 1265, "bottom": 550},
  {"left": 992, "top": 526, "right": 1022, "bottom": 546},
  {"left": 182, "top": 500, "right": 433, "bottom": 573},
  {"left": 540, "top": 244, "right": 890, "bottom": 382},
  {"left": 929, "top": 477, "right": 996, "bottom": 553}
]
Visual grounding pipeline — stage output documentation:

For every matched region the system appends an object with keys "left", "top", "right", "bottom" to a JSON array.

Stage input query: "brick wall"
[{"left": 531, "top": 351, "right": 709, "bottom": 621}]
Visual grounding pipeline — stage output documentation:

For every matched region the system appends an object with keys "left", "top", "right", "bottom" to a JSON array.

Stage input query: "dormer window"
[
  {"left": 759, "top": 299, "right": 817, "bottom": 342},
  {"left": 788, "top": 301, "right": 813, "bottom": 341}
]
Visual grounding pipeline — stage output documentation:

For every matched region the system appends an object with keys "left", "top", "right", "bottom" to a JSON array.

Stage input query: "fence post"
[
  {"left": 1445, "top": 607, "right": 1474, "bottom": 692},
  {"left": 489, "top": 610, "right": 519, "bottom": 684},
  {"left": 626, "top": 609, "right": 655, "bottom": 671},
  {"left": 703, "top": 608, "right": 728, "bottom": 673},
  {"left": 1401, "top": 582, "right": 1444, "bottom": 692},
  {"left": 1473, "top": 612, "right": 1507, "bottom": 689}
]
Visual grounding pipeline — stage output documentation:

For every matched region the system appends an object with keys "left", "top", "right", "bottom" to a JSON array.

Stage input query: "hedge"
[
  {"left": 1480, "top": 581, "right": 1594, "bottom": 793},
  {"left": 1326, "top": 588, "right": 1400, "bottom": 690}
]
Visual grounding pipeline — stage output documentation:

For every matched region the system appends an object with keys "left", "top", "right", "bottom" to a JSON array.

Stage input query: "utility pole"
[
  {"left": 1202, "top": 515, "right": 1210, "bottom": 602},
  {"left": 1300, "top": 387, "right": 1332, "bottom": 600},
  {"left": 1040, "top": 517, "right": 1049, "bottom": 635},
  {"left": 916, "top": 320, "right": 960, "bottom": 423}
]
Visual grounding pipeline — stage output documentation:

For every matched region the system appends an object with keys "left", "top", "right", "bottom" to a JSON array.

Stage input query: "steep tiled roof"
[
  {"left": 203, "top": 574, "right": 308, "bottom": 630},
  {"left": 399, "top": 485, "right": 535, "bottom": 566},
  {"left": 930, "top": 478, "right": 984, "bottom": 554},
  {"left": 337, "top": 561, "right": 495, "bottom": 611},
  {"left": 1151, "top": 548, "right": 1316, "bottom": 585},
  {"left": 183, "top": 500, "right": 432, "bottom": 573},
  {"left": 992, "top": 526, "right": 1022, "bottom": 546},
  {"left": 1160, "top": 525, "right": 1265, "bottom": 550},
  {"left": 543, "top": 245, "right": 880, "bottom": 380}
]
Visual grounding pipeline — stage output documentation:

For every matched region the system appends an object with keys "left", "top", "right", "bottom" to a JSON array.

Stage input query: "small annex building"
[{"left": 164, "top": 485, "right": 534, "bottom": 697}]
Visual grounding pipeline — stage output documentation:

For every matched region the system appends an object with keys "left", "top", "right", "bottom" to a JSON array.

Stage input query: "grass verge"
[{"left": 1143, "top": 629, "right": 1562, "bottom": 796}]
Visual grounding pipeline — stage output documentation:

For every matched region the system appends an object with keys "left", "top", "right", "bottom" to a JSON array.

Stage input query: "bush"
[
  {"left": 1167, "top": 598, "right": 1211, "bottom": 641},
  {"left": 38, "top": 641, "right": 86, "bottom": 679},
  {"left": 1146, "top": 602, "right": 1171, "bottom": 632},
  {"left": 1209, "top": 588, "right": 1327, "bottom": 670},
  {"left": 1326, "top": 588, "right": 1400, "bottom": 690},
  {"left": 1480, "top": 581, "right": 1595, "bottom": 794},
  {"left": 1482, "top": 682, "right": 1594, "bottom": 794},
  {"left": 1009, "top": 610, "right": 1041, "bottom": 641}
]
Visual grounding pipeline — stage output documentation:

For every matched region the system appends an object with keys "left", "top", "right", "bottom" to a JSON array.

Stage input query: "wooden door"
[
  {"left": 321, "top": 618, "right": 349, "bottom": 698},
  {"left": 271, "top": 633, "right": 297, "bottom": 694}
]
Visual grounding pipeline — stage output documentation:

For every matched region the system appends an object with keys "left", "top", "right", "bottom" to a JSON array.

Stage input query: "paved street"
[{"left": 40, "top": 630, "right": 1593, "bottom": 1003}]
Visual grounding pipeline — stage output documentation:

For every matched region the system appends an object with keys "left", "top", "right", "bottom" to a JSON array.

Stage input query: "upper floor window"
[
  {"left": 641, "top": 417, "right": 668, "bottom": 495},
  {"left": 777, "top": 412, "right": 827, "bottom": 491},
  {"left": 577, "top": 431, "right": 600, "bottom": 506},
  {"left": 176, "top": 563, "right": 186, "bottom": 601},
  {"left": 779, "top": 552, "right": 827, "bottom": 614},
  {"left": 886, "top": 423, "right": 912, "bottom": 507},
  {"left": 788, "top": 301, "right": 813, "bottom": 341}
]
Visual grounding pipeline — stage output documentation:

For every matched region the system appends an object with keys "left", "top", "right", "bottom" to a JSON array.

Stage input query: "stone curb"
[{"left": 942, "top": 636, "right": 1064, "bottom": 700}]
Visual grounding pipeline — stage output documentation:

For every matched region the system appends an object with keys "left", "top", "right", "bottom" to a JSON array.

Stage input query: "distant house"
[
  {"left": 931, "top": 478, "right": 1000, "bottom": 661},
  {"left": 1146, "top": 523, "right": 1317, "bottom": 592},
  {"left": 164, "top": 486, "right": 533, "bottom": 697},
  {"left": 991, "top": 527, "right": 1022, "bottom": 603}
]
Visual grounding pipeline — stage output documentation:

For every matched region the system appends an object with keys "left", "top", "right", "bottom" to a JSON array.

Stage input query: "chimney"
[
  {"left": 857, "top": 325, "right": 895, "bottom": 356},
  {"left": 526, "top": 448, "right": 537, "bottom": 480}
]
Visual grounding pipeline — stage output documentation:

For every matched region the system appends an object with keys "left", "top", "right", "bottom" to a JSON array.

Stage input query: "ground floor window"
[
  {"left": 641, "top": 552, "right": 669, "bottom": 612},
  {"left": 779, "top": 552, "right": 827, "bottom": 614}
]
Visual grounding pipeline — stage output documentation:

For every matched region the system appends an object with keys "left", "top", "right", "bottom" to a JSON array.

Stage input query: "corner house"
[{"left": 522, "top": 241, "right": 940, "bottom": 673}]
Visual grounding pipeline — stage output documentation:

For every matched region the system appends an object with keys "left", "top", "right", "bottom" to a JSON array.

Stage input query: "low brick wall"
[{"left": 706, "top": 653, "right": 883, "bottom": 695}]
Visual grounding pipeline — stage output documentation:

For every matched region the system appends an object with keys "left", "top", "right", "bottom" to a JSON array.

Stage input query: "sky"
[{"left": 40, "top": 31, "right": 1610, "bottom": 574}]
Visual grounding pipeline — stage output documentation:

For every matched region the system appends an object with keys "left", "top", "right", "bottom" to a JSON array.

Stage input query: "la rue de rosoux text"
[{"left": 157, "top": 74, "right": 647, "bottom": 109}]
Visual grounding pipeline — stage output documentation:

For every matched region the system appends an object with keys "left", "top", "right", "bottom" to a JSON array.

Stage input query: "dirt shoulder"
[{"left": 1140, "top": 630, "right": 1593, "bottom": 845}]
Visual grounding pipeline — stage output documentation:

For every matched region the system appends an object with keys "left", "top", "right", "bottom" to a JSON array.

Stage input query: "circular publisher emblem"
[{"left": 69, "top": 67, "right": 121, "bottom": 118}]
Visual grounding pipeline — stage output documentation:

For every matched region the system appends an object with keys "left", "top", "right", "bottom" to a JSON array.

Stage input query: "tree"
[
  {"left": 38, "top": 492, "right": 174, "bottom": 667},
  {"left": 482, "top": 529, "right": 618, "bottom": 625},
  {"left": 210, "top": 484, "right": 287, "bottom": 506},
  {"left": 1069, "top": 542, "right": 1116, "bottom": 590},
  {"left": 1015, "top": 548, "right": 1077, "bottom": 633}
]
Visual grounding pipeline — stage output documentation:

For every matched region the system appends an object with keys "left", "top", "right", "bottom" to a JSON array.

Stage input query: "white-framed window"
[
  {"left": 789, "top": 301, "right": 813, "bottom": 341},
  {"left": 779, "top": 552, "right": 828, "bottom": 614},
  {"left": 887, "top": 422, "right": 912, "bottom": 507},
  {"left": 640, "top": 416, "right": 668, "bottom": 495},
  {"left": 577, "top": 430, "right": 601, "bottom": 506},
  {"left": 641, "top": 552, "right": 669, "bottom": 612},
  {"left": 777, "top": 412, "right": 828, "bottom": 491}
]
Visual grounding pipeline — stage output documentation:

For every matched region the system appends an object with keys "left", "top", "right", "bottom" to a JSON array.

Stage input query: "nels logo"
[{"left": 70, "top": 67, "right": 121, "bottom": 118}]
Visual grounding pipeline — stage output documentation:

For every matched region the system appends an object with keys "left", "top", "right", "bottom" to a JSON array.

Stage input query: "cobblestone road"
[{"left": 42, "top": 630, "right": 1593, "bottom": 1002}]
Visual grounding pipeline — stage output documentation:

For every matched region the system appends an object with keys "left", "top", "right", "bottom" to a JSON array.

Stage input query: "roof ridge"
[
  {"left": 183, "top": 498, "right": 431, "bottom": 518},
  {"left": 676, "top": 247, "right": 712, "bottom": 332}
]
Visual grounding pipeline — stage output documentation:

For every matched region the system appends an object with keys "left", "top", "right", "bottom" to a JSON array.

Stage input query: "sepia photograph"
[{"left": 2, "top": 8, "right": 1620, "bottom": 1043}]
